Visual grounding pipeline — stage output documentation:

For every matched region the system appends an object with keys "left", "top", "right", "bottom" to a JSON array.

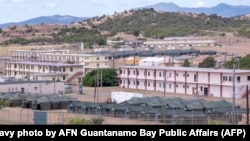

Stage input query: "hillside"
[
  {"left": 0, "top": 15, "right": 89, "bottom": 29},
  {"left": 138, "top": 2, "right": 250, "bottom": 18},
  {"left": 0, "top": 9, "right": 250, "bottom": 47}
]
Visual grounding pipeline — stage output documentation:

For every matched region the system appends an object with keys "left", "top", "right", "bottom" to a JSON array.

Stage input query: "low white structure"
[
  {"left": 139, "top": 57, "right": 164, "bottom": 66},
  {"left": 139, "top": 57, "right": 181, "bottom": 67},
  {"left": 111, "top": 91, "right": 143, "bottom": 104},
  {"left": 94, "top": 48, "right": 109, "bottom": 52}
]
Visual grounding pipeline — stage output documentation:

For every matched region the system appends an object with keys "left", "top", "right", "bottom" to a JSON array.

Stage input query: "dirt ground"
[{"left": 68, "top": 86, "right": 249, "bottom": 109}]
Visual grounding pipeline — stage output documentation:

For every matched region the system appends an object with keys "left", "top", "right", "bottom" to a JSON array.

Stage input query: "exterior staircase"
[
  {"left": 241, "top": 90, "right": 250, "bottom": 98},
  {"left": 66, "top": 71, "right": 83, "bottom": 83}
]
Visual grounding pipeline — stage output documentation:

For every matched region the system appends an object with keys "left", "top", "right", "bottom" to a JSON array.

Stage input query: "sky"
[{"left": 1, "top": 0, "right": 250, "bottom": 24}]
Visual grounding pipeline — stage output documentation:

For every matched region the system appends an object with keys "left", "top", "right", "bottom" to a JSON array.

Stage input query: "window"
[
  {"left": 148, "top": 72, "right": 150, "bottom": 76},
  {"left": 229, "top": 76, "right": 232, "bottom": 81},
  {"left": 200, "top": 87, "right": 203, "bottom": 91},
  {"left": 133, "top": 71, "right": 135, "bottom": 75},
  {"left": 237, "top": 76, "right": 240, "bottom": 82},
  {"left": 176, "top": 84, "right": 178, "bottom": 88},
  {"left": 169, "top": 84, "right": 171, "bottom": 89},
  {"left": 137, "top": 81, "right": 139, "bottom": 85},
  {"left": 63, "top": 67, "right": 65, "bottom": 72},
  {"left": 248, "top": 76, "right": 250, "bottom": 81},
  {"left": 63, "top": 76, "right": 66, "bottom": 80},
  {"left": 159, "top": 72, "right": 162, "bottom": 77},
  {"left": 223, "top": 76, "right": 227, "bottom": 81},
  {"left": 97, "top": 57, "right": 99, "bottom": 60},
  {"left": 159, "top": 83, "right": 161, "bottom": 88},
  {"left": 176, "top": 73, "right": 178, "bottom": 76},
  {"left": 148, "top": 82, "right": 150, "bottom": 86},
  {"left": 70, "top": 67, "right": 73, "bottom": 72},
  {"left": 34, "top": 87, "right": 38, "bottom": 90}
]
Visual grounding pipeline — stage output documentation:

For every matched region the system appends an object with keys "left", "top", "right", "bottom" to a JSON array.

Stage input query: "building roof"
[
  {"left": 6, "top": 61, "right": 83, "bottom": 67},
  {"left": 140, "top": 57, "right": 165, "bottom": 62},
  {"left": 0, "top": 80, "right": 63, "bottom": 85},
  {"left": 119, "top": 66, "right": 250, "bottom": 73}
]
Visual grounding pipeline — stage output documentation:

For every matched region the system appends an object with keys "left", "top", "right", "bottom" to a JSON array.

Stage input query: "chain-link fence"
[{"left": 0, "top": 107, "right": 247, "bottom": 125}]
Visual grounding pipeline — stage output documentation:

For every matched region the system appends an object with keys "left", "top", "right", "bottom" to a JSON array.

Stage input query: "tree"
[
  {"left": 96, "top": 38, "right": 106, "bottom": 46},
  {"left": 82, "top": 68, "right": 118, "bottom": 87},
  {"left": 198, "top": 56, "right": 216, "bottom": 68},
  {"left": 66, "top": 117, "right": 93, "bottom": 125},
  {"left": 182, "top": 59, "right": 190, "bottom": 67},
  {"left": 133, "top": 30, "right": 140, "bottom": 37},
  {"left": 0, "top": 100, "right": 10, "bottom": 109},
  {"left": 65, "top": 116, "right": 104, "bottom": 125}
]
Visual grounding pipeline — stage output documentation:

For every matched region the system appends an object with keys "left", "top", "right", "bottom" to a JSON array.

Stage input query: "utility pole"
[
  {"left": 123, "top": 46, "right": 126, "bottom": 66},
  {"left": 112, "top": 56, "right": 114, "bottom": 69},
  {"left": 232, "top": 64, "right": 236, "bottom": 124},
  {"left": 53, "top": 66, "right": 56, "bottom": 95},
  {"left": 94, "top": 65, "right": 99, "bottom": 103},
  {"left": 133, "top": 46, "right": 136, "bottom": 66},
  {"left": 96, "top": 64, "right": 99, "bottom": 103},
  {"left": 247, "top": 85, "right": 249, "bottom": 125},
  {"left": 164, "top": 70, "right": 166, "bottom": 98}
]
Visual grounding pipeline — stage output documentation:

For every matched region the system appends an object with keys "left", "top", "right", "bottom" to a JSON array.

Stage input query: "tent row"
[
  {"left": 0, "top": 93, "right": 78, "bottom": 110},
  {"left": 67, "top": 97, "right": 247, "bottom": 124}
]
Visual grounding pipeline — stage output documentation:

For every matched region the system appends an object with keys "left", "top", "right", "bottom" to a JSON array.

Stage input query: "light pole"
[
  {"left": 232, "top": 64, "right": 236, "bottom": 124},
  {"left": 53, "top": 66, "right": 56, "bottom": 95},
  {"left": 164, "top": 70, "right": 167, "bottom": 98}
]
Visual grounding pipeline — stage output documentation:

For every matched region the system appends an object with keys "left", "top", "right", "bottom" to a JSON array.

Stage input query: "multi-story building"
[
  {"left": 144, "top": 37, "right": 217, "bottom": 48},
  {"left": 0, "top": 56, "right": 11, "bottom": 75},
  {"left": 5, "top": 49, "right": 110, "bottom": 86},
  {"left": 118, "top": 66, "right": 250, "bottom": 98}
]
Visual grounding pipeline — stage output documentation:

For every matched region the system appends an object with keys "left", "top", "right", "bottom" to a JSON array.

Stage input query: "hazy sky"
[{"left": 1, "top": 0, "right": 250, "bottom": 24}]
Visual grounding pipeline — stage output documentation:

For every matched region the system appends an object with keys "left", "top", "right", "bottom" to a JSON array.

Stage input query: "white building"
[
  {"left": 0, "top": 80, "right": 64, "bottom": 95},
  {"left": 144, "top": 37, "right": 217, "bottom": 48},
  {"left": 139, "top": 57, "right": 181, "bottom": 67},
  {"left": 118, "top": 66, "right": 250, "bottom": 98}
]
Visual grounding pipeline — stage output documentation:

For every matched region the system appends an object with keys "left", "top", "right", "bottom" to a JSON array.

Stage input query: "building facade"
[
  {"left": 118, "top": 66, "right": 250, "bottom": 98},
  {"left": 144, "top": 37, "right": 216, "bottom": 48},
  {"left": 5, "top": 49, "right": 110, "bottom": 86},
  {"left": 0, "top": 80, "right": 65, "bottom": 95}
]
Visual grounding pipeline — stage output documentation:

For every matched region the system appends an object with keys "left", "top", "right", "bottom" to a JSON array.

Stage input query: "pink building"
[{"left": 118, "top": 66, "right": 250, "bottom": 98}]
